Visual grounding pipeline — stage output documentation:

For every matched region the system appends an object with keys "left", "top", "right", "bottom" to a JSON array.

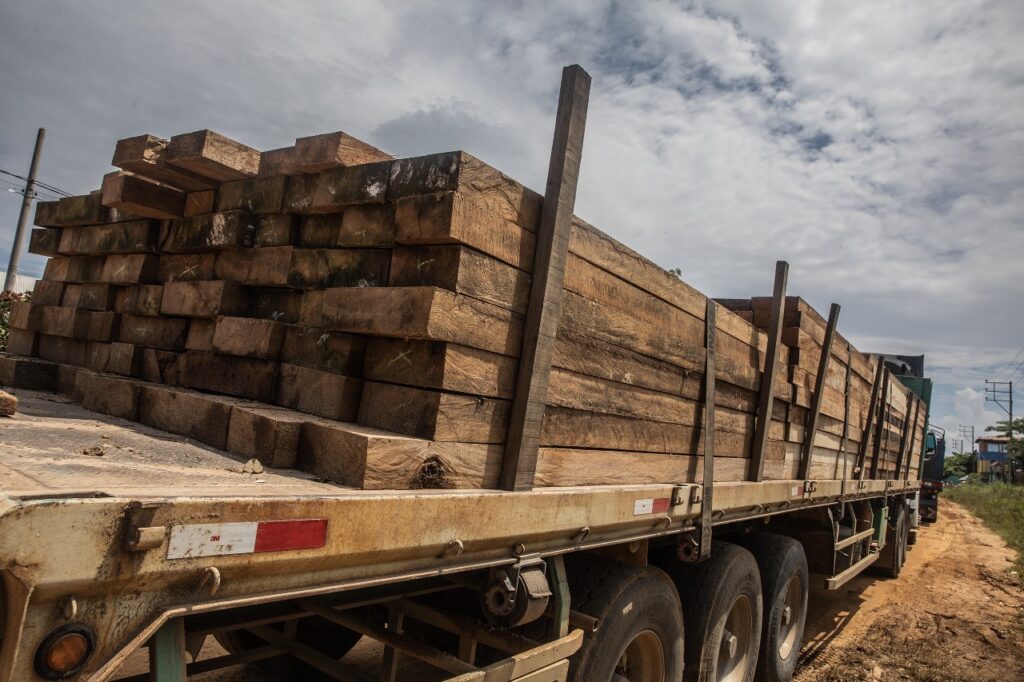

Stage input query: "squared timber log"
[
  {"left": 276, "top": 363, "right": 361, "bottom": 420},
  {"left": 166, "top": 130, "right": 260, "bottom": 182}
]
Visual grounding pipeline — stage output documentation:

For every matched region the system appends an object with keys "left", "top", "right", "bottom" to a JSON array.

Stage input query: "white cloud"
[{"left": 0, "top": 0, "right": 1021, "bottom": 418}]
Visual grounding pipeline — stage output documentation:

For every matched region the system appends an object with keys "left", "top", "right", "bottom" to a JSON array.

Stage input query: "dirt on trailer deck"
[{"left": 796, "top": 500, "right": 1024, "bottom": 682}]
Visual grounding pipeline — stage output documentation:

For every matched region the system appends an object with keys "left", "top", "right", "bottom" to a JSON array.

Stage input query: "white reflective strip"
[
  {"left": 633, "top": 499, "right": 654, "bottom": 515},
  {"left": 167, "top": 522, "right": 258, "bottom": 559}
]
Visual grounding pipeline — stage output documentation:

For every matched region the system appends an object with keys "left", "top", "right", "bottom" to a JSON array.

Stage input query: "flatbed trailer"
[
  {"left": 2, "top": 66, "right": 927, "bottom": 682},
  {"left": 0, "top": 392, "right": 920, "bottom": 681}
]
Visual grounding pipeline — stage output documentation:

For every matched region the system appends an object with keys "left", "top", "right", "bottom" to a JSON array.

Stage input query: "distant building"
[
  {"left": 975, "top": 434, "right": 1011, "bottom": 480},
  {"left": 0, "top": 271, "right": 37, "bottom": 294}
]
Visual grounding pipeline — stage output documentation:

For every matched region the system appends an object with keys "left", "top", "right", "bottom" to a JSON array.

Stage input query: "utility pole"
[
  {"left": 985, "top": 380, "right": 1014, "bottom": 482},
  {"left": 4, "top": 127, "right": 46, "bottom": 292},
  {"left": 958, "top": 424, "right": 975, "bottom": 452}
]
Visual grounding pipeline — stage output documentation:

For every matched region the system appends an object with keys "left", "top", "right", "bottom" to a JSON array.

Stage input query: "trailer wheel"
[
  {"left": 216, "top": 616, "right": 361, "bottom": 679},
  {"left": 566, "top": 556, "right": 684, "bottom": 681},
  {"left": 741, "top": 534, "right": 808, "bottom": 682},
  {"left": 670, "top": 542, "right": 762, "bottom": 682},
  {"left": 878, "top": 505, "right": 907, "bottom": 579}
]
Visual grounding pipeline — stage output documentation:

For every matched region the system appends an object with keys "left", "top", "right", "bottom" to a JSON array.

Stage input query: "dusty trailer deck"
[{"left": 0, "top": 391, "right": 917, "bottom": 681}]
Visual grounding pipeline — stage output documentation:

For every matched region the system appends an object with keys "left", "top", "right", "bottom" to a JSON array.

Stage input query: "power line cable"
[
  {"left": 998, "top": 344, "right": 1024, "bottom": 381},
  {"left": 0, "top": 168, "right": 72, "bottom": 197}
]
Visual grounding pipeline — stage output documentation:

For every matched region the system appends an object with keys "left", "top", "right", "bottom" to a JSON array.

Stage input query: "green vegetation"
[
  {"left": 945, "top": 482, "right": 1024, "bottom": 575},
  {"left": 0, "top": 290, "right": 30, "bottom": 352},
  {"left": 943, "top": 451, "right": 972, "bottom": 479}
]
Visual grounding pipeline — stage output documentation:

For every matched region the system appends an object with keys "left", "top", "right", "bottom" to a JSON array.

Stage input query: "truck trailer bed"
[{"left": 0, "top": 392, "right": 917, "bottom": 680}]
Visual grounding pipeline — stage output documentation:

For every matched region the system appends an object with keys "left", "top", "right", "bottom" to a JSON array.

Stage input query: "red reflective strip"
[
  {"left": 652, "top": 497, "right": 671, "bottom": 513},
  {"left": 253, "top": 519, "right": 328, "bottom": 553}
]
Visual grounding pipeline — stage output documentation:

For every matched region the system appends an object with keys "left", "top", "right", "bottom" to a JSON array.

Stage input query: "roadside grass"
[{"left": 945, "top": 482, "right": 1024, "bottom": 575}]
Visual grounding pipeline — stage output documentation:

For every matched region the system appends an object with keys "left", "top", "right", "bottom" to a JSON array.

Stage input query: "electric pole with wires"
[
  {"left": 958, "top": 424, "right": 975, "bottom": 452},
  {"left": 3, "top": 128, "right": 46, "bottom": 291},
  {"left": 984, "top": 380, "right": 1015, "bottom": 482}
]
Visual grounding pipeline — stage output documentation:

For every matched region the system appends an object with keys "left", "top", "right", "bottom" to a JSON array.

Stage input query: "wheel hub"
[
  {"left": 777, "top": 575, "right": 803, "bottom": 661},
  {"left": 717, "top": 595, "right": 753, "bottom": 682},
  {"left": 614, "top": 629, "right": 665, "bottom": 682}
]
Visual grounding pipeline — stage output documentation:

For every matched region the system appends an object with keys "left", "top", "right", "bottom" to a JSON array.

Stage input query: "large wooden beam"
[
  {"left": 700, "top": 299, "right": 717, "bottom": 559},
  {"left": 499, "top": 65, "right": 591, "bottom": 491},
  {"left": 899, "top": 396, "right": 921, "bottom": 480},
  {"left": 798, "top": 302, "right": 840, "bottom": 480},
  {"left": 748, "top": 260, "right": 788, "bottom": 482},
  {"left": 869, "top": 367, "right": 892, "bottom": 479},
  {"left": 857, "top": 361, "right": 886, "bottom": 480}
]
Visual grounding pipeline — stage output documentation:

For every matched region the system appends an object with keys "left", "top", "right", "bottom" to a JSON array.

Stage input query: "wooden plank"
[
  {"left": 44, "top": 255, "right": 106, "bottom": 283},
  {"left": 185, "top": 319, "right": 216, "bottom": 351},
  {"left": 8, "top": 301, "right": 41, "bottom": 330},
  {"left": 118, "top": 315, "right": 190, "bottom": 351},
  {"left": 160, "top": 281, "right": 249, "bottom": 318},
  {"left": 701, "top": 300, "right": 717, "bottom": 558},
  {"left": 280, "top": 326, "right": 365, "bottom": 375},
  {"left": 286, "top": 248, "right": 391, "bottom": 289},
  {"left": 321, "top": 286, "right": 521, "bottom": 357},
  {"left": 307, "top": 161, "right": 391, "bottom": 212},
  {"left": 298, "top": 420, "right": 503, "bottom": 489},
  {"left": 114, "top": 285, "right": 164, "bottom": 316},
  {"left": 58, "top": 220, "right": 161, "bottom": 256},
  {"left": 56, "top": 191, "right": 106, "bottom": 226},
  {"left": 33, "top": 200, "right": 60, "bottom": 227},
  {"left": 247, "top": 287, "right": 302, "bottom": 323},
  {"left": 162, "top": 211, "right": 255, "bottom": 253},
  {"left": 37, "top": 307, "right": 117, "bottom": 341},
  {"left": 254, "top": 213, "right": 297, "bottom": 247},
  {"left": 166, "top": 130, "right": 260, "bottom": 182},
  {"left": 0, "top": 355, "right": 58, "bottom": 391},
  {"left": 798, "top": 303, "right": 840, "bottom": 480},
  {"left": 293, "top": 131, "right": 393, "bottom": 172},
  {"left": 112, "top": 134, "right": 214, "bottom": 191},
  {"left": 749, "top": 261, "right": 788, "bottom": 482},
  {"left": 101, "top": 254, "right": 160, "bottom": 284},
  {"left": 358, "top": 381, "right": 509, "bottom": 443},
  {"left": 869, "top": 367, "right": 892, "bottom": 479},
  {"left": 184, "top": 190, "right": 216, "bottom": 217},
  {"left": 138, "top": 384, "right": 236, "bottom": 449},
  {"left": 258, "top": 146, "right": 302, "bottom": 177},
  {"left": 227, "top": 404, "right": 307, "bottom": 468},
  {"left": 31, "top": 280, "right": 64, "bottom": 306},
  {"left": 76, "top": 283, "right": 119, "bottom": 311},
  {"left": 298, "top": 207, "right": 396, "bottom": 248},
  {"left": 28, "top": 228, "right": 61, "bottom": 256},
  {"left": 5, "top": 329, "right": 38, "bottom": 357},
  {"left": 101, "top": 171, "right": 185, "bottom": 219},
  {"left": 389, "top": 245, "right": 530, "bottom": 313},
  {"left": 138, "top": 349, "right": 187, "bottom": 385},
  {"left": 501, "top": 65, "right": 590, "bottom": 491},
  {"left": 80, "top": 373, "right": 141, "bottom": 420},
  {"left": 159, "top": 253, "right": 216, "bottom": 282},
  {"left": 214, "top": 246, "right": 293, "bottom": 286},
  {"left": 106, "top": 342, "right": 142, "bottom": 377},
  {"left": 212, "top": 316, "right": 286, "bottom": 359},
  {"left": 216, "top": 175, "right": 287, "bottom": 214},
  {"left": 180, "top": 351, "right": 278, "bottom": 402},
  {"left": 276, "top": 363, "right": 361, "bottom": 420},
  {"left": 363, "top": 339, "right": 517, "bottom": 399}
]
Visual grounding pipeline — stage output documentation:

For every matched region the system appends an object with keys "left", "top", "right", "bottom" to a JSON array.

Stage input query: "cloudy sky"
[{"left": 1, "top": 1, "right": 1022, "bottom": 446}]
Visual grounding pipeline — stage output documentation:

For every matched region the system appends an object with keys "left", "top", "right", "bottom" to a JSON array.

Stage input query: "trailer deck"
[{"left": 0, "top": 391, "right": 917, "bottom": 680}]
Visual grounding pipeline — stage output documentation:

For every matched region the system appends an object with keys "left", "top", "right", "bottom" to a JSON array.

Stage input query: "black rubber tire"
[
  {"left": 566, "top": 555, "right": 685, "bottom": 682},
  {"left": 216, "top": 616, "right": 362, "bottom": 680},
  {"left": 878, "top": 505, "right": 906, "bottom": 579},
  {"left": 669, "top": 542, "right": 763, "bottom": 682},
  {"left": 741, "top": 534, "right": 809, "bottom": 682}
]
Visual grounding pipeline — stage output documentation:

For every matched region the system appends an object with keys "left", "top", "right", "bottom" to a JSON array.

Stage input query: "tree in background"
[
  {"left": 944, "top": 451, "right": 972, "bottom": 480},
  {"left": 986, "top": 418, "right": 1024, "bottom": 484}
]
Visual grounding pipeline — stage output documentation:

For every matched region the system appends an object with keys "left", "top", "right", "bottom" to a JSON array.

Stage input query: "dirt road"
[
  {"left": 796, "top": 500, "right": 1024, "bottom": 681},
  {"left": 115, "top": 500, "right": 1023, "bottom": 681}
]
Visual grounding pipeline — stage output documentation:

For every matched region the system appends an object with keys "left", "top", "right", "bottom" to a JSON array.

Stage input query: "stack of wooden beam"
[
  {"left": 1, "top": 127, "right": 926, "bottom": 489},
  {"left": 719, "top": 297, "right": 926, "bottom": 480}
]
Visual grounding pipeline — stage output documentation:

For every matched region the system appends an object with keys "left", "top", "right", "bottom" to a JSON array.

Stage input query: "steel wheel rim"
[
  {"left": 718, "top": 594, "right": 753, "bottom": 682},
  {"left": 777, "top": 575, "right": 802, "bottom": 660},
  {"left": 613, "top": 629, "right": 665, "bottom": 682}
]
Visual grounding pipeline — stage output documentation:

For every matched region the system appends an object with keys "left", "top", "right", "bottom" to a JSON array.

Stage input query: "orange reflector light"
[
  {"left": 35, "top": 624, "right": 95, "bottom": 679},
  {"left": 45, "top": 632, "right": 89, "bottom": 672}
]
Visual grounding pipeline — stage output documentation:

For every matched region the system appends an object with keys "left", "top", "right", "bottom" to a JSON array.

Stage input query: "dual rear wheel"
[{"left": 568, "top": 535, "right": 808, "bottom": 682}]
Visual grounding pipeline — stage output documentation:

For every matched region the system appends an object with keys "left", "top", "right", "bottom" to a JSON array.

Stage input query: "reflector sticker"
[
  {"left": 633, "top": 497, "right": 671, "bottom": 515},
  {"left": 167, "top": 519, "right": 327, "bottom": 559}
]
